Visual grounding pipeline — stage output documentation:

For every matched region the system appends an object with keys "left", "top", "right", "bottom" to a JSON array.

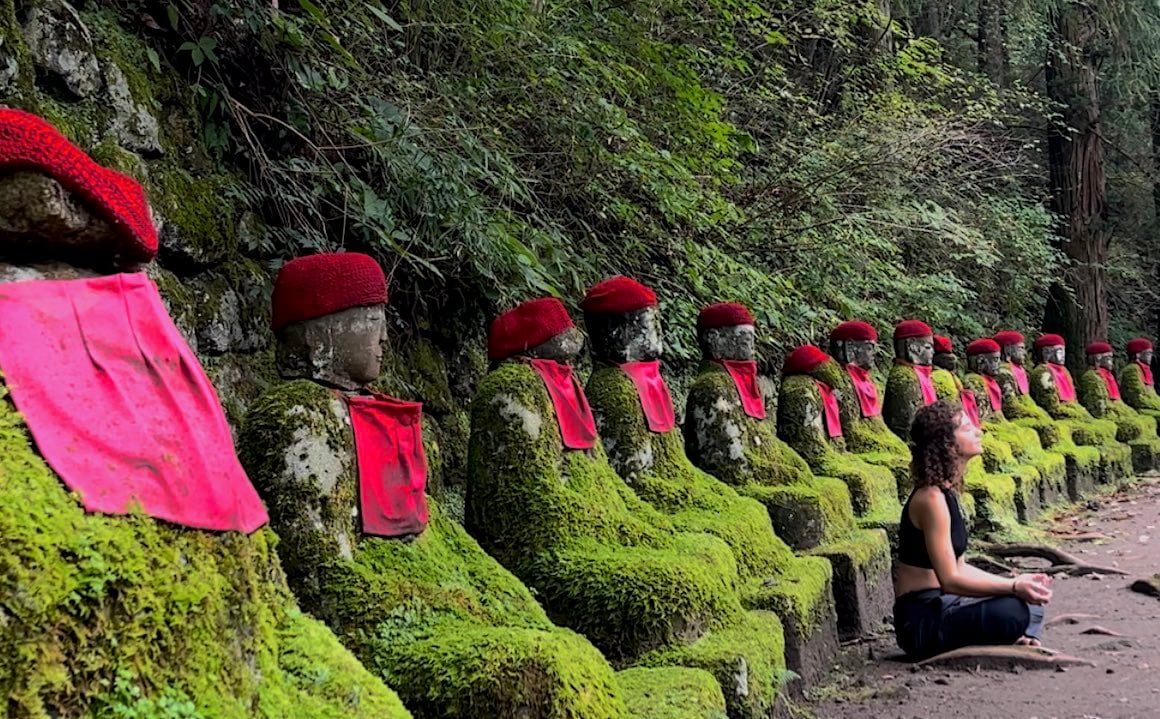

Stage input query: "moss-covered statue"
[
  {"left": 1077, "top": 341, "right": 1160, "bottom": 474},
  {"left": 776, "top": 344, "right": 901, "bottom": 531},
  {"left": 466, "top": 298, "right": 782, "bottom": 719},
  {"left": 0, "top": 110, "right": 410, "bottom": 718},
  {"left": 580, "top": 277, "right": 839, "bottom": 685},
  {"left": 882, "top": 320, "right": 939, "bottom": 443},
  {"left": 682, "top": 303, "right": 892, "bottom": 641},
  {"left": 1028, "top": 334, "right": 1133, "bottom": 485},
  {"left": 1120, "top": 338, "right": 1160, "bottom": 419},
  {"left": 827, "top": 320, "right": 912, "bottom": 497},
  {"left": 240, "top": 258, "right": 679, "bottom": 719}
]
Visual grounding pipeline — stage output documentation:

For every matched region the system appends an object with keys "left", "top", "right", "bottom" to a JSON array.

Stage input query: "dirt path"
[{"left": 806, "top": 476, "right": 1160, "bottom": 719}]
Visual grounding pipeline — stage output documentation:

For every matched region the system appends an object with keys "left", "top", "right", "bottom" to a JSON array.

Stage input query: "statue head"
[
  {"left": 1127, "top": 338, "right": 1154, "bottom": 367},
  {"left": 965, "top": 338, "right": 1002, "bottom": 376},
  {"left": 697, "top": 302, "right": 757, "bottom": 362},
  {"left": 829, "top": 320, "right": 878, "bottom": 370},
  {"left": 488, "top": 297, "right": 584, "bottom": 365},
  {"left": 994, "top": 330, "right": 1026, "bottom": 366},
  {"left": 892, "top": 319, "right": 934, "bottom": 366},
  {"left": 932, "top": 335, "right": 957, "bottom": 372},
  {"left": 273, "top": 253, "right": 388, "bottom": 391},
  {"left": 1085, "top": 341, "right": 1114, "bottom": 371},
  {"left": 581, "top": 276, "right": 663, "bottom": 363},
  {"left": 1033, "top": 334, "right": 1066, "bottom": 366}
]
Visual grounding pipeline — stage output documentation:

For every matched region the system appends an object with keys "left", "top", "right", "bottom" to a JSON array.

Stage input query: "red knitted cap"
[
  {"left": 272, "top": 253, "right": 387, "bottom": 331},
  {"left": 488, "top": 297, "right": 575, "bottom": 361},
  {"left": 1127, "top": 338, "right": 1153, "bottom": 355},
  {"left": 1085, "top": 341, "right": 1113, "bottom": 355},
  {"left": 993, "top": 330, "right": 1025, "bottom": 347},
  {"left": 893, "top": 319, "right": 933, "bottom": 341},
  {"left": 1033, "top": 333, "right": 1065, "bottom": 350},
  {"left": 0, "top": 109, "right": 158, "bottom": 263},
  {"left": 782, "top": 345, "right": 831, "bottom": 375},
  {"left": 580, "top": 276, "right": 657, "bottom": 315},
  {"left": 697, "top": 302, "right": 755, "bottom": 330},
  {"left": 966, "top": 338, "right": 1001, "bottom": 356},
  {"left": 933, "top": 335, "right": 953, "bottom": 355},
  {"left": 830, "top": 320, "right": 878, "bottom": 343}
]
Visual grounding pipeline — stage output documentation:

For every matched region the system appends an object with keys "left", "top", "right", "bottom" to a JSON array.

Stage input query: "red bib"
[
  {"left": 814, "top": 379, "right": 843, "bottom": 438},
  {"left": 620, "top": 360, "right": 676, "bottom": 433},
  {"left": 1139, "top": 360, "right": 1155, "bottom": 387},
  {"left": 910, "top": 363, "right": 937, "bottom": 405},
  {"left": 960, "top": 389, "right": 981, "bottom": 428},
  {"left": 1097, "top": 367, "right": 1121, "bottom": 401},
  {"left": 981, "top": 374, "right": 1003, "bottom": 414},
  {"left": 717, "top": 359, "right": 766, "bottom": 419},
  {"left": 845, "top": 364, "right": 882, "bottom": 418},
  {"left": 1009, "top": 364, "right": 1030, "bottom": 395},
  {"left": 530, "top": 359, "right": 598, "bottom": 449},
  {"left": 345, "top": 394, "right": 429, "bottom": 538},
  {"left": 1046, "top": 363, "right": 1077, "bottom": 402},
  {"left": 0, "top": 273, "right": 267, "bottom": 533}
]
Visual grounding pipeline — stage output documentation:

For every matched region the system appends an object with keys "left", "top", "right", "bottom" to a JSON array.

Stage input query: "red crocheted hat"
[
  {"left": 697, "top": 302, "right": 755, "bottom": 330},
  {"left": 488, "top": 297, "right": 575, "bottom": 361},
  {"left": 830, "top": 320, "right": 878, "bottom": 343},
  {"left": 1033, "top": 333, "right": 1065, "bottom": 350},
  {"left": 933, "top": 335, "right": 953, "bottom": 355},
  {"left": 966, "top": 338, "right": 1001, "bottom": 356},
  {"left": 580, "top": 276, "right": 657, "bottom": 315},
  {"left": 1127, "top": 338, "right": 1153, "bottom": 356},
  {"left": 782, "top": 345, "right": 831, "bottom": 375},
  {"left": 893, "top": 319, "right": 933, "bottom": 341},
  {"left": 272, "top": 253, "right": 387, "bottom": 331},
  {"left": 1085, "top": 341, "right": 1113, "bottom": 355},
  {"left": 993, "top": 330, "right": 1025, "bottom": 347},
  {"left": 0, "top": 109, "right": 158, "bottom": 263}
]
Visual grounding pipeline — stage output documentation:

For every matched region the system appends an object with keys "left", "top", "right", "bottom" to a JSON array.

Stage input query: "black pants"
[{"left": 894, "top": 588, "right": 1046, "bottom": 660}]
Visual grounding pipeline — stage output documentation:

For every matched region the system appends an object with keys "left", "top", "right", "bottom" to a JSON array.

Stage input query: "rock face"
[{"left": 23, "top": 0, "right": 102, "bottom": 98}]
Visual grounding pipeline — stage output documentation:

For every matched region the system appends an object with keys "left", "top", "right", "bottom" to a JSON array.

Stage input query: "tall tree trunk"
[
  {"left": 1152, "top": 95, "right": 1160, "bottom": 344},
  {"left": 914, "top": 0, "right": 941, "bottom": 43},
  {"left": 977, "top": 0, "right": 1008, "bottom": 85},
  {"left": 1043, "top": 4, "right": 1109, "bottom": 374}
]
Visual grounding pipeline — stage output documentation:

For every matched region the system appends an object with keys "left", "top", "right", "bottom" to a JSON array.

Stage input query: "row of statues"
[{"left": 5, "top": 109, "right": 1160, "bottom": 719}]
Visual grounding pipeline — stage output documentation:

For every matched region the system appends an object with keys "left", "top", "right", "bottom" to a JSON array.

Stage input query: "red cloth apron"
[
  {"left": 1138, "top": 360, "right": 1155, "bottom": 387},
  {"left": 344, "top": 394, "right": 429, "bottom": 538},
  {"left": 716, "top": 359, "right": 766, "bottom": 419},
  {"left": 960, "top": 389, "right": 981, "bottom": 428},
  {"left": 908, "top": 363, "right": 937, "bottom": 406},
  {"left": 1097, "top": 367, "right": 1122, "bottom": 401},
  {"left": 1046, "top": 363, "right": 1077, "bottom": 402},
  {"left": 814, "top": 379, "right": 843, "bottom": 438},
  {"left": 0, "top": 273, "right": 267, "bottom": 533},
  {"left": 619, "top": 360, "right": 676, "bottom": 433},
  {"left": 845, "top": 364, "right": 882, "bottom": 418},
  {"left": 1009, "top": 364, "right": 1030, "bottom": 395},
  {"left": 530, "top": 359, "right": 598, "bottom": 449},
  {"left": 981, "top": 374, "right": 1003, "bottom": 414}
]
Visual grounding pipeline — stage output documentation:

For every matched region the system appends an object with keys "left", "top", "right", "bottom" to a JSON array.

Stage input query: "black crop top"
[{"left": 897, "top": 487, "right": 968, "bottom": 569}]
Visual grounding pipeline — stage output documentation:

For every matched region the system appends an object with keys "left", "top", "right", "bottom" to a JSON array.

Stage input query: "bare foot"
[{"left": 1015, "top": 636, "right": 1042, "bottom": 647}]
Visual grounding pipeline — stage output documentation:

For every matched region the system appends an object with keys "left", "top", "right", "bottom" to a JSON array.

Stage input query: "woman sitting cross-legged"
[{"left": 894, "top": 400, "right": 1051, "bottom": 659}]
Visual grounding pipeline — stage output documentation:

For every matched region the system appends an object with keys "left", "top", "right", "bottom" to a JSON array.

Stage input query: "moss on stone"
[
  {"left": 617, "top": 667, "right": 728, "bottom": 719},
  {"left": 1078, "top": 368, "right": 1160, "bottom": 473},
  {"left": 883, "top": 362, "right": 927, "bottom": 443},
  {"left": 963, "top": 461, "right": 1019, "bottom": 537},
  {"left": 150, "top": 164, "right": 244, "bottom": 265},
  {"left": 1121, "top": 363, "right": 1160, "bottom": 415},
  {"left": 827, "top": 365, "right": 911, "bottom": 499}
]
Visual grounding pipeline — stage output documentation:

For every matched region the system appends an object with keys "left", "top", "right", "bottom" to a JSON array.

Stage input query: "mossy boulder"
[
  {"left": 0, "top": 387, "right": 412, "bottom": 719},
  {"left": 617, "top": 667, "right": 728, "bottom": 719},
  {"left": 466, "top": 361, "right": 786, "bottom": 719},
  {"left": 1120, "top": 363, "right": 1160, "bottom": 419},
  {"left": 1078, "top": 368, "right": 1160, "bottom": 474}
]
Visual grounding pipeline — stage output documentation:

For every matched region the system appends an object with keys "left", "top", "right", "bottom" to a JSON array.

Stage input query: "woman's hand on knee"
[{"left": 1014, "top": 574, "right": 1052, "bottom": 605}]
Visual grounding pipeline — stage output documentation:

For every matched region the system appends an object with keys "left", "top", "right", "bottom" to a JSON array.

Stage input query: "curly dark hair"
[{"left": 909, "top": 400, "right": 966, "bottom": 492}]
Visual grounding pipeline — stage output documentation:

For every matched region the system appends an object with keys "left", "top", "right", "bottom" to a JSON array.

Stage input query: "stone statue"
[
  {"left": 466, "top": 297, "right": 782, "bottom": 719},
  {"left": 882, "top": 319, "right": 938, "bottom": 443},
  {"left": 1120, "top": 338, "right": 1160, "bottom": 419},
  {"left": 1077, "top": 341, "right": 1160, "bottom": 474},
  {"left": 581, "top": 276, "right": 839, "bottom": 684},
  {"left": 932, "top": 334, "right": 958, "bottom": 373},
  {"left": 0, "top": 110, "right": 408, "bottom": 718},
  {"left": 682, "top": 303, "right": 892, "bottom": 640}
]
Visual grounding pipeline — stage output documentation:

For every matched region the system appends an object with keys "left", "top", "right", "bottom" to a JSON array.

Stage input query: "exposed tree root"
[{"left": 916, "top": 645, "right": 1093, "bottom": 671}]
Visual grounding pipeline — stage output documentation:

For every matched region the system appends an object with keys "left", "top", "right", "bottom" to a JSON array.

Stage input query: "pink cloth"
[
  {"left": 1046, "top": 363, "right": 1077, "bottom": 402},
  {"left": 1139, "top": 361, "right": 1154, "bottom": 388},
  {"left": 814, "top": 379, "right": 843, "bottom": 438},
  {"left": 908, "top": 363, "right": 937, "bottom": 405},
  {"left": 0, "top": 273, "right": 267, "bottom": 532},
  {"left": 960, "top": 389, "right": 981, "bottom": 428},
  {"left": 1009, "top": 364, "right": 1030, "bottom": 395},
  {"left": 981, "top": 374, "right": 1003, "bottom": 414},
  {"left": 845, "top": 364, "right": 882, "bottom": 418},
  {"left": 530, "top": 359, "right": 598, "bottom": 449},
  {"left": 620, "top": 360, "right": 676, "bottom": 433},
  {"left": 717, "top": 359, "right": 766, "bottom": 419},
  {"left": 1097, "top": 367, "right": 1122, "bottom": 402},
  {"left": 345, "top": 394, "right": 429, "bottom": 538}
]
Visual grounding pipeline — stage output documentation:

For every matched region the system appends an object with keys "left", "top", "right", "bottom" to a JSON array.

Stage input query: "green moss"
[
  {"left": 150, "top": 164, "right": 244, "bottom": 265},
  {"left": 403, "top": 339, "right": 457, "bottom": 416},
  {"left": 1121, "top": 363, "right": 1160, "bottom": 414},
  {"left": 617, "top": 667, "right": 727, "bottom": 719},
  {"left": 240, "top": 379, "right": 634, "bottom": 718},
  {"left": 882, "top": 362, "right": 927, "bottom": 442},
  {"left": 963, "top": 461, "right": 1019, "bottom": 537},
  {"left": 0, "top": 387, "right": 411, "bottom": 719},
  {"left": 0, "top": 0, "right": 35, "bottom": 101},
  {"left": 827, "top": 364, "right": 910, "bottom": 498}
]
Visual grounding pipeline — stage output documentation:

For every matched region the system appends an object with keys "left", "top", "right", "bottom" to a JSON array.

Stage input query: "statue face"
[
  {"left": 1041, "top": 345, "right": 1065, "bottom": 365},
  {"left": 933, "top": 352, "right": 957, "bottom": 372},
  {"left": 277, "top": 305, "right": 386, "bottom": 389},
  {"left": 526, "top": 326, "right": 586, "bottom": 363},
  {"left": 1088, "top": 351, "right": 1114, "bottom": 370},
  {"left": 968, "top": 351, "right": 1001, "bottom": 376},
  {"left": 701, "top": 324, "right": 757, "bottom": 362},
  {"left": 832, "top": 339, "right": 876, "bottom": 369},
  {"left": 585, "top": 306, "right": 663, "bottom": 363},
  {"left": 1139, "top": 349, "right": 1155, "bottom": 366},
  {"left": 1002, "top": 343, "right": 1027, "bottom": 365},
  {"left": 895, "top": 336, "right": 933, "bottom": 366}
]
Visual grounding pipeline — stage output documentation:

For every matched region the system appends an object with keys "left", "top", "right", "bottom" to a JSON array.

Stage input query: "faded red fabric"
[
  {"left": 1138, "top": 360, "right": 1154, "bottom": 387},
  {"left": 814, "top": 379, "right": 843, "bottom": 438},
  {"left": 0, "top": 109, "right": 158, "bottom": 263},
  {"left": 981, "top": 374, "right": 1003, "bottom": 414},
  {"left": 1034, "top": 334, "right": 1065, "bottom": 351},
  {"left": 620, "top": 360, "right": 675, "bottom": 433},
  {"left": 1127, "top": 338, "right": 1153, "bottom": 356},
  {"left": 717, "top": 359, "right": 766, "bottom": 419},
  {"left": 782, "top": 344, "right": 830, "bottom": 375},
  {"left": 697, "top": 302, "right": 755, "bottom": 330},
  {"left": 845, "top": 364, "right": 882, "bottom": 418},
  {"left": 530, "top": 359, "right": 597, "bottom": 449},
  {"left": 960, "top": 389, "right": 981, "bottom": 428},
  {"left": 345, "top": 393, "right": 429, "bottom": 538},
  {"left": 894, "top": 319, "right": 933, "bottom": 340},
  {"left": 272, "top": 253, "right": 387, "bottom": 331},
  {"left": 933, "top": 335, "right": 953, "bottom": 355},
  {"left": 488, "top": 298, "right": 575, "bottom": 362},
  {"left": 994, "top": 331, "right": 1025, "bottom": 347},
  {"left": 1009, "top": 364, "right": 1030, "bottom": 395},
  {"left": 0, "top": 273, "right": 266, "bottom": 532},
  {"left": 581, "top": 276, "right": 657, "bottom": 314},
  {"left": 830, "top": 320, "right": 877, "bottom": 343},
  {"left": 966, "top": 338, "right": 1001, "bottom": 356},
  {"left": 909, "top": 363, "right": 937, "bottom": 405},
  {"left": 1097, "top": 367, "right": 1122, "bottom": 401},
  {"left": 1086, "top": 341, "right": 1113, "bottom": 356},
  {"left": 1046, "top": 363, "right": 1077, "bottom": 402}
]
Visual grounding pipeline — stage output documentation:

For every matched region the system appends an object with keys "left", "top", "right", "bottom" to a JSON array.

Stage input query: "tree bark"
[
  {"left": 1151, "top": 94, "right": 1160, "bottom": 341},
  {"left": 977, "top": 0, "right": 1008, "bottom": 85}
]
